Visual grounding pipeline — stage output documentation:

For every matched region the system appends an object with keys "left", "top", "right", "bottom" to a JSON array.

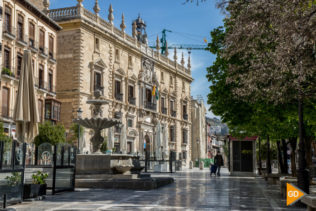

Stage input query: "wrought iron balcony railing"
[
  {"left": 115, "top": 93, "right": 123, "bottom": 101},
  {"left": 183, "top": 113, "right": 188, "bottom": 120},
  {"left": 171, "top": 110, "right": 177, "bottom": 117},
  {"left": 162, "top": 107, "right": 167, "bottom": 115},
  {"left": 145, "top": 102, "right": 157, "bottom": 110},
  {"left": 128, "top": 97, "right": 136, "bottom": 105}
]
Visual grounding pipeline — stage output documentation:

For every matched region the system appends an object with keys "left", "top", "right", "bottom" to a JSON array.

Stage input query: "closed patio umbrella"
[{"left": 14, "top": 50, "right": 39, "bottom": 143}]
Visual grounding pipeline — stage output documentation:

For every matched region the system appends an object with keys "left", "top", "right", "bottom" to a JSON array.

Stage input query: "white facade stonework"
[
  {"left": 191, "top": 98, "right": 207, "bottom": 162},
  {"left": 48, "top": 1, "right": 193, "bottom": 167}
]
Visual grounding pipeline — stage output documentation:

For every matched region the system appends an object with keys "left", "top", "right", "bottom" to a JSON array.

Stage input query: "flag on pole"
[
  {"left": 155, "top": 86, "right": 159, "bottom": 100},
  {"left": 152, "top": 85, "right": 156, "bottom": 96}
]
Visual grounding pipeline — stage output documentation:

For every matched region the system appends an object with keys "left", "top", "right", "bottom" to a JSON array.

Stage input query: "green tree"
[{"left": 34, "top": 121, "right": 66, "bottom": 146}]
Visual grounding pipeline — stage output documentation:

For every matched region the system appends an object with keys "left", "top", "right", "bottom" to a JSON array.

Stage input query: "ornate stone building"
[
  {"left": 0, "top": 0, "right": 61, "bottom": 136},
  {"left": 191, "top": 98, "right": 207, "bottom": 163},
  {"left": 48, "top": 0, "right": 193, "bottom": 166}
]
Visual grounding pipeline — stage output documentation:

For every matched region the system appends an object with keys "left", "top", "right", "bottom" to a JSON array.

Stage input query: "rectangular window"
[
  {"left": 4, "top": 48, "right": 10, "bottom": 69},
  {"left": 127, "top": 119, "right": 133, "bottom": 127},
  {"left": 170, "top": 100, "right": 174, "bottom": 112},
  {"left": 146, "top": 89, "right": 152, "bottom": 103},
  {"left": 38, "top": 99, "right": 43, "bottom": 122},
  {"left": 182, "top": 129, "right": 187, "bottom": 144},
  {"left": 128, "top": 85, "right": 134, "bottom": 98},
  {"left": 49, "top": 36, "right": 54, "bottom": 58},
  {"left": 161, "top": 72, "right": 164, "bottom": 82},
  {"left": 183, "top": 151, "right": 187, "bottom": 160},
  {"left": 127, "top": 142, "right": 132, "bottom": 154},
  {"left": 39, "top": 65, "right": 44, "bottom": 89},
  {"left": 2, "top": 87, "right": 9, "bottom": 118},
  {"left": 170, "top": 126, "right": 175, "bottom": 142},
  {"left": 17, "top": 54, "right": 23, "bottom": 77},
  {"left": 39, "top": 29, "right": 45, "bottom": 53},
  {"left": 95, "top": 38, "right": 99, "bottom": 51},
  {"left": 48, "top": 71, "right": 53, "bottom": 92},
  {"left": 4, "top": 6, "right": 11, "bottom": 33},
  {"left": 94, "top": 72, "right": 102, "bottom": 91},
  {"left": 115, "top": 80, "right": 121, "bottom": 95},
  {"left": 17, "top": 15, "right": 24, "bottom": 41},
  {"left": 29, "top": 22, "right": 35, "bottom": 47}
]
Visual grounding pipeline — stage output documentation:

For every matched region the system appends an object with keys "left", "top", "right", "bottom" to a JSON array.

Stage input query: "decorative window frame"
[{"left": 89, "top": 59, "right": 107, "bottom": 94}]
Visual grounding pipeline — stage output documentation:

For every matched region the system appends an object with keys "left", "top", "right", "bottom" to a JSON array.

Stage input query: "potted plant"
[
  {"left": 5, "top": 172, "right": 22, "bottom": 194},
  {"left": 23, "top": 171, "right": 48, "bottom": 199}
]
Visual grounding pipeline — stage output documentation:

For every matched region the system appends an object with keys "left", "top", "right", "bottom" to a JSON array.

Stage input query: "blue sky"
[{"left": 50, "top": 0, "right": 224, "bottom": 117}]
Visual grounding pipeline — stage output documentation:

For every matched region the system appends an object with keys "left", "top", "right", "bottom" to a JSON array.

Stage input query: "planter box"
[{"left": 23, "top": 184, "right": 47, "bottom": 199}]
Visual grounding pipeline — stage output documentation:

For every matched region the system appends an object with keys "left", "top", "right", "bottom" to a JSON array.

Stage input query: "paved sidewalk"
[{"left": 10, "top": 168, "right": 304, "bottom": 210}]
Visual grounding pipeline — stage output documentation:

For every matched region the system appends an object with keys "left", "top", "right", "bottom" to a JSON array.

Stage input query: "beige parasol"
[{"left": 14, "top": 50, "right": 39, "bottom": 143}]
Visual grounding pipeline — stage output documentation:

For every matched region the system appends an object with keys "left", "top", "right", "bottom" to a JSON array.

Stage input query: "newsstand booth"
[{"left": 228, "top": 136, "right": 257, "bottom": 176}]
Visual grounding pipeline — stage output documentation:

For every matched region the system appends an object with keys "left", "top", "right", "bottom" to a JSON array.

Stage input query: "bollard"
[{"left": 3, "top": 194, "right": 6, "bottom": 209}]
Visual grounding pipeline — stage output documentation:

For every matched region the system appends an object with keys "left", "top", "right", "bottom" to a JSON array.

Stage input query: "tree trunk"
[
  {"left": 277, "top": 140, "right": 285, "bottom": 174},
  {"left": 282, "top": 139, "right": 288, "bottom": 174},
  {"left": 297, "top": 97, "right": 309, "bottom": 194},
  {"left": 258, "top": 137, "right": 262, "bottom": 175},
  {"left": 289, "top": 137, "right": 297, "bottom": 177},
  {"left": 267, "top": 135, "right": 272, "bottom": 174}
]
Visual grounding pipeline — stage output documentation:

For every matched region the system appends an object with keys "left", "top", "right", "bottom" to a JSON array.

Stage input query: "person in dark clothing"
[{"left": 214, "top": 151, "right": 224, "bottom": 176}]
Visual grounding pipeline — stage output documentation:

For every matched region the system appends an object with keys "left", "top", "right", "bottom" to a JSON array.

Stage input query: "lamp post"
[
  {"left": 161, "top": 146, "right": 164, "bottom": 160},
  {"left": 77, "top": 108, "right": 82, "bottom": 154}
]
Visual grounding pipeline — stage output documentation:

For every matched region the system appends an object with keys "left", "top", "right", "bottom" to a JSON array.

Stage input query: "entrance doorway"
[{"left": 232, "top": 141, "right": 253, "bottom": 172}]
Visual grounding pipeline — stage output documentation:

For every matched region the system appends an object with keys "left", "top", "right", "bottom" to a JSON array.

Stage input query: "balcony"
[
  {"left": 39, "top": 47, "right": 48, "bottom": 58},
  {"left": 1, "top": 67, "right": 15, "bottom": 78},
  {"left": 171, "top": 110, "right": 176, "bottom": 117},
  {"left": 16, "top": 32, "right": 28, "bottom": 46},
  {"left": 145, "top": 102, "right": 157, "bottom": 110},
  {"left": 183, "top": 113, "right": 188, "bottom": 120},
  {"left": 128, "top": 97, "right": 136, "bottom": 105},
  {"left": 29, "top": 39, "right": 38, "bottom": 52},
  {"left": 3, "top": 25, "right": 16, "bottom": 40},
  {"left": 34, "top": 77, "right": 56, "bottom": 93},
  {"left": 162, "top": 107, "right": 167, "bottom": 115},
  {"left": 115, "top": 93, "right": 123, "bottom": 101},
  {"left": 49, "top": 52, "right": 56, "bottom": 63}
]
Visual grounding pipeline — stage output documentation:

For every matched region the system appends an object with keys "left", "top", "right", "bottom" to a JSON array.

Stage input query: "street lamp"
[{"left": 77, "top": 107, "right": 83, "bottom": 154}]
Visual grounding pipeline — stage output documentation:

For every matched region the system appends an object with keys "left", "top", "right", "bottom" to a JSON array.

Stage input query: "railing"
[
  {"left": 49, "top": 52, "right": 56, "bottom": 62},
  {"left": 171, "top": 110, "right": 177, "bottom": 117},
  {"left": 3, "top": 25, "right": 16, "bottom": 38},
  {"left": 145, "top": 102, "right": 157, "bottom": 110},
  {"left": 16, "top": 31, "right": 28, "bottom": 44},
  {"left": 128, "top": 97, "right": 136, "bottom": 105},
  {"left": 115, "top": 93, "right": 123, "bottom": 101},
  {"left": 48, "top": 7, "right": 80, "bottom": 20},
  {"left": 1, "top": 66, "right": 16, "bottom": 78},
  {"left": 162, "top": 107, "right": 167, "bottom": 115},
  {"left": 83, "top": 8, "right": 97, "bottom": 22},
  {"left": 39, "top": 47, "right": 48, "bottom": 56},
  {"left": 29, "top": 39, "right": 38, "bottom": 51},
  {"left": 34, "top": 77, "right": 56, "bottom": 93},
  {"left": 183, "top": 113, "right": 188, "bottom": 120}
]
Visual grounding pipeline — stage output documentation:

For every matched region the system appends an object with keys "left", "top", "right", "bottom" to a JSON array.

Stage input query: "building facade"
[
  {"left": 0, "top": 0, "right": 61, "bottom": 137},
  {"left": 191, "top": 98, "right": 206, "bottom": 163},
  {"left": 48, "top": 0, "right": 193, "bottom": 166}
]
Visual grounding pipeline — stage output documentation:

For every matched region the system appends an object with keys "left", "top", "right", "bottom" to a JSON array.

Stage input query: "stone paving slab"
[{"left": 9, "top": 168, "right": 305, "bottom": 210}]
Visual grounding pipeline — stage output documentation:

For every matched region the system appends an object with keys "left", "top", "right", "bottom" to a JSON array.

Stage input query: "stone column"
[{"left": 120, "top": 124, "right": 127, "bottom": 154}]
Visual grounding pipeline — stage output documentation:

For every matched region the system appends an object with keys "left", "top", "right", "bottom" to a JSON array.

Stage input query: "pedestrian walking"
[
  {"left": 209, "top": 158, "right": 217, "bottom": 176},
  {"left": 214, "top": 151, "right": 224, "bottom": 176}
]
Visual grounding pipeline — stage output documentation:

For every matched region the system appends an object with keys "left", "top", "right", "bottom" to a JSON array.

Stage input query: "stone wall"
[{"left": 27, "top": 0, "right": 44, "bottom": 11}]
